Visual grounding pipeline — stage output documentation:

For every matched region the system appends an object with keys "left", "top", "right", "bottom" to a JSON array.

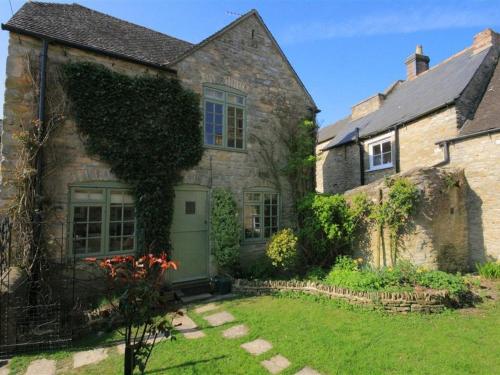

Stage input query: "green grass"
[{"left": 7, "top": 286, "right": 500, "bottom": 375}]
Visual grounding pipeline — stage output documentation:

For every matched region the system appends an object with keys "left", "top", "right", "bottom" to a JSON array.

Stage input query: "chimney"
[
  {"left": 473, "top": 28, "right": 500, "bottom": 53},
  {"left": 351, "top": 93, "right": 384, "bottom": 120},
  {"left": 405, "top": 45, "right": 430, "bottom": 80}
]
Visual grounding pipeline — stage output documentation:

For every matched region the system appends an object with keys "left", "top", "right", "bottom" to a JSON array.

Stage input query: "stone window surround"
[
  {"left": 366, "top": 131, "right": 394, "bottom": 171},
  {"left": 202, "top": 83, "right": 247, "bottom": 151},
  {"left": 243, "top": 188, "right": 280, "bottom": 242},
  {"left": 68, "top": 181, "right": 136, "bottom": 257}
]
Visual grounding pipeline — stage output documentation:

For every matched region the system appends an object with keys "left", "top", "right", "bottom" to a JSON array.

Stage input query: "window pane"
[
  {"left": 205, "top": 101, "right": 214, "bottom": 112},
  {"left": 73, "top": 239, "right": 86, "bottom": 254},
  {"left": 383, "top": 152, "right": 392, "bottom": 164},
  {"left": 204, "top": 88, "right": 224, "bottom": 100},
  {"left": 109, "top": 237, "right": 121, "bottom": 252},
  {"left": 228, "top": 93, "right": 245, "bottom": 105},
  {"left": 214, "top": 103, "right": 223, "bottom": 115},
  {"left": 373, "top": 155, "right": 382, "bottom": 166},
  {"left": 73, "top": 206, "right": 87, "bottom": 222},
  {"left": 244, "top": 204, "right": 261, "bottom": 239},
  {"left": 382, "top": 141, "right": 391, "bottom": 153},
  {"left": 87, "top": 238, "right": 101, "bottom": 253},
  {"left": 122, "top": 237, "right": 135, "bottom": 251},
  {"left": 123, "top": 222, "right": 135, "bottom": 236},
  {"left": 123, "top": 206, "right": 134, "bottom": 220},
  {"left": 110, "top": 205, "right": 122, "bottom": 221},
  {"left": 73, "top": 223, "right": 87, "bottom": 239},
  {"left": 89, "top": 206, "right": 102, "bottom": 221},
  {"left": 109, "top": 222, "right": 122, "bottom": 236},
  {"left": 373, "top": 144, "right": 381, "bottom": 155},
  {"left": 88, "top": 223, "right": 101, "bottom": 237}
]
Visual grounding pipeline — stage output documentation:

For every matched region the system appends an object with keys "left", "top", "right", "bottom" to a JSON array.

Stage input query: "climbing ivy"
[{"left": 63, "top": 62, "right": 203, "bottom": 253}]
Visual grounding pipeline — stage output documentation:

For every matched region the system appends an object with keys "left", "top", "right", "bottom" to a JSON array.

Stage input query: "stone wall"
[
  {"left": 344, "top": 167, "right": 469, "bottom": 272},
  {"left": 233, "top": 279, "right": 454, "bottom": 313},
  {"left": 1, "top": 16, "right": 313, "bottom": 267},
  {"left": 446, "top": 133, "right": 500, "bottom": 262},
  {"left": 315, "top": 142, "right": 360, "bottom": 194}
]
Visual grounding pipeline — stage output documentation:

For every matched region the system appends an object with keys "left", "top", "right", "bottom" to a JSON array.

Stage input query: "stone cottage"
[
  {"left": 1, "top": 2, "right": 317, "bottom": 283},
  {"left": 316, "top": 29, "right": 500, "bottom": 266}
]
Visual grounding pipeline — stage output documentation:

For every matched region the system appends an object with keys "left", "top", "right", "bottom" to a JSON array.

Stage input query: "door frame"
[{"left": 170, "top": 184, "right": 210, "bottom": 284}]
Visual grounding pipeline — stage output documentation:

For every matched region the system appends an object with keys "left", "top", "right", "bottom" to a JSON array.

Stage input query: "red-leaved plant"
[{"left": 86, "top": 253, "right": 178, "bottom": 375}]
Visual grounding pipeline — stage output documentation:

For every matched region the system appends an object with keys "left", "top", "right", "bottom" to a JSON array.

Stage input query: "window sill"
[
  {"left": 204, "top": 145, "right": 247, "bottom": 154},
  {"left": 69, "top": 250, "right": 137, "bottom": 260},
  {"left": 366, "top": 164, "right": 394, "bottom": 172}
]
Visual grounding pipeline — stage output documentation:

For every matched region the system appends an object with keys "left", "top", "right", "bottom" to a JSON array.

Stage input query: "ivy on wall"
[{"left": 63, "top": 62, "right": 203, "bottom": 253}]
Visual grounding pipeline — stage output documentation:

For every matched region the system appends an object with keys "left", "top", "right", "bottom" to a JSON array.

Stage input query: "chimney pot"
[{"left": 405, "top": 45, "right": 430, "bottom": 81}]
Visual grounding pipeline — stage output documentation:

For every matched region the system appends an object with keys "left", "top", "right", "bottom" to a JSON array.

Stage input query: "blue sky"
[{"left": 1, "top": 0, "right": 500, "bottom": 126}]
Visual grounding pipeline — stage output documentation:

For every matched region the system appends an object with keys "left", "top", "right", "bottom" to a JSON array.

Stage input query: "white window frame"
[{"left": 367, "top": 133, "right": 393, "bottom": 171}]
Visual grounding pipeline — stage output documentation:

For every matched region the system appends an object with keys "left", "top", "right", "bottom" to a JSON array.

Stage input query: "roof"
[
  {"left": 2, "top": 2, "right": 193, "bottom": 68},
  {"left": 460, "top": 58, "right": 500, "bottom": 135},
  {"left": 317, "top": 117, "right": 350, "bottom": 144},
  {"left": 322, "top": 46, "right": 492, "bottom": 150}
]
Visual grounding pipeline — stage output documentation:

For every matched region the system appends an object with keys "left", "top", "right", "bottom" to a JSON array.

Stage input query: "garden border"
[{"left": 233, "top": 279, "right": 457, "bottom": 313}]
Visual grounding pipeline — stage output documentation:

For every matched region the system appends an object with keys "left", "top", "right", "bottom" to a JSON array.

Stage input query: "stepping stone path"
[
  {"left": 194, "top": 302, "right": 219, "bottom": 314},
  {"left": 25, "top": 359, "right": 56, "bottom": 375},
  {"left": 241, "top": 338, "right": 273, "bottom": 356},
  {"left": 203, "top": 311, "right": 235, "bottom": 327},
  {"left": 173, "top": 312, "right": 206, "bottom": 339},
  {"left": 222, "top": 324, "right": 249, "bottom": 339},
  {"left": 261, "top": 355, "right": 291, "bottom": 374},
  {"left": 73, "top": 348, "right": 108, "bottom": 368},
  {"left": 295, "top": 367, "right": 323, "bottom": 375},
  {"left": 0, "top": 366, "right": 8, "bottom": 375}
]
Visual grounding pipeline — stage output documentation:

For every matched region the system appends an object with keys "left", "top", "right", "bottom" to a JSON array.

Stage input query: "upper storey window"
[{"left": 203, "top": 86, "right": 246, "bottom": 150}]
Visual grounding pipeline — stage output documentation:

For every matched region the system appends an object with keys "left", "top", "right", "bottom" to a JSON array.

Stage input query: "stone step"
[
  {"left": 203, "top": 311, "right": 235, "bottom": 327},
  {"left": 180, "top": 293, "right": 212, "bottom": 304},
  {"left": 261, "top": 355, "right": 291, "bottom": 374},
  {"left": 25, "top": 359, "right": 56, "bottom": 375},
  {"left": 241, "top": 338, "right": 273, "bottom": 356}
]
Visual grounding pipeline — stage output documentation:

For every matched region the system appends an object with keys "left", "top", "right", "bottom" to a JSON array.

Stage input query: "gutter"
[
  {"left": 1, "top": 23, "right": 177, "bottom": 74},
  {"left": 433, "top": 127, "right": 500, "bottom": 167}
]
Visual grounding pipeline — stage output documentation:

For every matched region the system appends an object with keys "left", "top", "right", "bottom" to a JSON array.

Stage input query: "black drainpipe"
[
  {"left": 30, "top": 39, "right": 48, "bottom": 304},
  {"left": 356, "top": 127, "right": 365, "bottom": 186},
  {"left": 394, "top": 126, "right": 401, "bottom": 173}
]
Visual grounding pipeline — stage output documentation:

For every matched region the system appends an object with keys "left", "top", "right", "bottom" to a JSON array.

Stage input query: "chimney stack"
[
  {"left": 473, "top": 28, "right": 500, "bottom": 53},
  {"left": 405, "top": 45, "right": 430, "bottom": 80}
]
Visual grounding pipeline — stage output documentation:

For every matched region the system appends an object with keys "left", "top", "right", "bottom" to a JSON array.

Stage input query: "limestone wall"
[
  {"left": 344, "top": 167, "right": 469, "bottom": 272},
  {"left": 446, "top": 133, "right": 500, "bottom": 262}
]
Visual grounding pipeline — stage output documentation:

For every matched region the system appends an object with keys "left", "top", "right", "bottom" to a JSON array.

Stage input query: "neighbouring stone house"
[
  {"left": 316, "top": 29, "right": 500, "bottom": 268},
  {"left": 1, "top": 2, "right": 317, "bottom": 283}
]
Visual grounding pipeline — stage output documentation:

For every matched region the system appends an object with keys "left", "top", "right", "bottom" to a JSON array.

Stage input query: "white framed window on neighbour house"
[
  {"left": 367, "top": 135, "right": 393, "bottom": 171},
  {"left": 243, "top": 190, "right": 280, "bottom": 241},
  {"left": 203, "top": 85, "right": 246, "bottom": 150},
  {"left": 69, "top": 184, "right": 136, "bottom": 257}
]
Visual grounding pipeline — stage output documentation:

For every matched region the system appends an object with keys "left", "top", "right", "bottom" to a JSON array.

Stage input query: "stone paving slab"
[
  {"left": 116, "top": 343, "right": 126, "bottom": 355},
  {"left": 261, "top": 355, "right": 291, "bottom": 374},
  {"left": 194, "top": 302, "right": 219, "bottom": 314},
  {"left": 0, "top": 366, "right": 8, "bottom": 375},
  {"left": 73, "top": 348, "right": 108, "bottom": 368},
  {"left": 173, "top": 313, "right": 206, "bottom": 339},
  {"left": 25, "top": 359, "right": 56, "bottom": 375},
  {"left": 203, "top": 311, "right": 235, "bottom": 327},
  {"left": 222, "top": 324, "right": 249, "bottom": 339},
  {"left": 294, "top": 367, "right": 323, "bottom": 375},
  {"left": 241, "top": 338, "right": 273, "bottom": 356}
]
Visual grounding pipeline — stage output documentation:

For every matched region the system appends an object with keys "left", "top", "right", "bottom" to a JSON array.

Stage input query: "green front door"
[{"left": 170, "top": 186, "right": 209, "bottom": 283}]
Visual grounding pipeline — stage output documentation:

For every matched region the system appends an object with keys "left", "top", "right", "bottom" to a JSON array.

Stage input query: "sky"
[{"left": 1, "top": 0, "right": 500, "bottom": 127}]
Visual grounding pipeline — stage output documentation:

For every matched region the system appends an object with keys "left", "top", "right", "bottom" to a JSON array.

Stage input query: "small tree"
[
  {"left": 86, "top": 253, "right": 178, "bottom": 375},
  {"left": 210, "top": 189, "right": 241, "bottom": 274}
]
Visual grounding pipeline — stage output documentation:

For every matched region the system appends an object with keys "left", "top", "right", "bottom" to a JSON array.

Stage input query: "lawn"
[{"left": 7, "top": 286, "right": 500, "bottom": 375}]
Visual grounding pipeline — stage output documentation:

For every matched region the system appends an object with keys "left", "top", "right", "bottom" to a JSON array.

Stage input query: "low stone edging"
[{"left": 233, "top": 279, "right": 453, "bottom": 313}]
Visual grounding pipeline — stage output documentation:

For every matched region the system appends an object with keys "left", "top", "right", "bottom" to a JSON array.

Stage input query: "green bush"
[
  {"left": 210, "top": 188, "right": 241, "bottom": 274},
  {"left": 476, "top": 261, "right": 500, "bottom": 279},
  {"left": 297, "top": 193, "right": 371, "bottom": 267},
  {"left": 266, "top": 228, "right": 299, "bottom": 272},
  {"left": 323, "top": 257, "right": 468, "bottom": 296},
  {"left": 304, "top": 266, "right": 328, "bottom": 281}
]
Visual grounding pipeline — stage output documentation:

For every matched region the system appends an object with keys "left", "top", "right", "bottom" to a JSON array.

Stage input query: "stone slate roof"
[
  {"left": 2, "top": 2, "right": 193, "bottom": 67},
  {"left": 317, "top": 117, "right": 350, "bottom": 144},
  {"left": 460, "top": 59, "right": 500, "bottom": 135},
  {"left": 322, "top": 46, "right": 492, "bottom": 150}
]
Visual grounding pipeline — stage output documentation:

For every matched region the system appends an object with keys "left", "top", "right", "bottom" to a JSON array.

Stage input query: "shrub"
[
  {"left": 476, "top": 261, "right": 500, "bottom": 279},
  {"left": 304, "top": 266, "right": 328, "bottom": 281},
  {"left": 415, "top": 270, "right": 468, "bottom": 295},
  {"left": 266, "top": 228, "right": 299, "bottom": 272},
  {"left": 243, "top": 257, "right": 275, "bottom": 280},
  {"left": 210, "top": 188, "right": 241, "bottom": 274}
]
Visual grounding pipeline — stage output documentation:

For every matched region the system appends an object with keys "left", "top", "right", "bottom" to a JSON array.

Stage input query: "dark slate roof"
[
  {"left": 460, "top": 59, "right": 500, "bottom": 135},
  {"left": 317, "top": 117, "right": 350, "bottom": 143},
  {"left": 322, "top": 46, "right": 492, "bottom": 150},
  {"left": 2, "top": 2, "right": 193, "bottom": 67}
]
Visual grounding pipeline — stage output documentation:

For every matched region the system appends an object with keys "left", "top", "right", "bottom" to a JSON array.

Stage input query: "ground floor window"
[
  {"left": 69, "top": 184, "right": 136, "bottom": 256},
  {"left": 244, "top": 190, "right": 279, "bottom": 240}
]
